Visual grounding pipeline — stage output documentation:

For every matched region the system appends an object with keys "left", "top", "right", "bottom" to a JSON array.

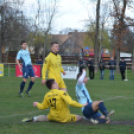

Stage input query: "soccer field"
[{"left": 0, "top": 70, "right": 134, "bottom": 134}]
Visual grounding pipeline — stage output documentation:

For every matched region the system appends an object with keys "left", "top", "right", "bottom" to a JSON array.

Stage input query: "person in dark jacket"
[
  {"left": 119, "top": 58, "right": 126, "bottom": 80},
  {"left": 108, "top": 57, "right": 116, "bottom": 80},
  {"left": 36, "top": 58, "right": 43, "bottom": 65},
  {"left": 98, "top": 59, "right": 106, "bottom": 80},
  {"left": 77, "top": 57, "right": 84, "bottom": 73},
  {"left": 87, "top": 58, "right": 94, "bottom": 79}
]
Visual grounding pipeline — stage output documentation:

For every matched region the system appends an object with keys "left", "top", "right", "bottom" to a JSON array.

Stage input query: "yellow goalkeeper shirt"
[
  {"left": 37, "top": 89, "right": 83, "bottom": 122},
  {"left": 42, "top": 52, "right": 64, "bottom": 83}
]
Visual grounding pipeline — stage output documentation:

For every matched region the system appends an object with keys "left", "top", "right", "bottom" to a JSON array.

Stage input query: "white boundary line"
[
  {"left": 0, "top": 96, "right": 134, "bottom": 119},
  {"left": 0, "top": 109, "right": 49, "bottom": 119},
  {"left": 102, "top": 96, "right": 134, "bottom": 101}
]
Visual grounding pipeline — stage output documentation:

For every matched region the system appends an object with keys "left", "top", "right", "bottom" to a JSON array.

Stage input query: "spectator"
[
  {"left": 119, "top": 58, "right": 126, "bottom": 81},
  {"left": 77, "top": 57, "right": 84, "bottom": 73},
  {"left": 36, "top": 58, "right": 43, "bottom": 65},
  {"left": 87, "top": 58, "right": 94, "bottom": 79},
  {"left": 108, "top": 57, "right": 116, "bottom": 80},
  {"left": 98, "top": 59, "right": 106, "bottom": 80}
]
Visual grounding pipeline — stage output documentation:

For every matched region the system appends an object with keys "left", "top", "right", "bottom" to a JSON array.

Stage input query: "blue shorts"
[
  {"left": 83, "top": 102, "right": 102, "bottom": 120},
  {"left": 22, "top": 65, "right": 35, "bottom": 79}
]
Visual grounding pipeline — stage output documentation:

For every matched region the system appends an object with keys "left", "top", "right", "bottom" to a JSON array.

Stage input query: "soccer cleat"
[
  {"left": 83, "top": 117, "right": 99, "bottom": 124},
  {"left": 18, "top": 92, "right": 24, "bottom": 97},
  {"left": 89, "top": 118, "right": 99, "bottom": 124},
  {"left": 22, "top": 117, "right": 33, "bottom": 122},
  {"left": 25, "top": 90, "right": 31, "bottom": 97},
  {"left": 106, "top": 110, "right": 115, "bottom": 121}
]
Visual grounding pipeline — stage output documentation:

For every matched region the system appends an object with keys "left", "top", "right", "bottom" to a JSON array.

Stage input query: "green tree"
[
  {"left": 84, "top": 24, "right": 110, "bottom": 50},
  {"left": 99, "top": 29, "right": 110, "bottom": 50},
  {"left": 32, "top": 34, "right": 51, "bottom": 58}
]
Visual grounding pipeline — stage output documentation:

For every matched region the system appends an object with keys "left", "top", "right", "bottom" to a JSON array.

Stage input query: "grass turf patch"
[{"left": 0, "top": 70, "right": 134, "bottom": 134}]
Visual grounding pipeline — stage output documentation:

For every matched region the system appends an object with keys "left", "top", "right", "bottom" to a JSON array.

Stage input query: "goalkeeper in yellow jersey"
[
  {"left": 22, "top": 79, "right": 88, "bottom": 123},
  {"left": 42, "top": 42, "right": 67, "bottom": 92}
]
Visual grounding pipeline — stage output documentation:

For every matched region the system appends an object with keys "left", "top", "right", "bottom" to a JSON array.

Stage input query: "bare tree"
[
  {"left": 111, "top": 0, "right": 134, "bottom": 72},
  {"left": 86, "top": 0, "right": 111, "bottom": 70},
  {"left": 94, "top": 0, "right": 101, "bottom": 71},
  {"left": 26, "top": 0, "right": 42, "bottom": 52},
  {"left": 0, "top": 0, "right": 28, "bottom": 63},
  {"left": 99, "top": 2, "right": 111, "bottom": 60},
  {"left": 40, "top": 0, "right": 59, "bottom": 60}
]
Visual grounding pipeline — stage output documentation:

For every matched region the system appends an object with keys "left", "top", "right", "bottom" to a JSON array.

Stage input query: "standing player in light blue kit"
[
  {"left": 16, "top": 41, "right": 35, "bottom": 97},
  {"left": 75, "top": 69, "right": 114, "bottom": 124}
]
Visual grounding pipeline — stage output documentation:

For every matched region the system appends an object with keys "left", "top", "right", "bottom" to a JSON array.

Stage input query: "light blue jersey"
[
  {"left": 75, "top": 70, "right": 92, "bottom": 111},
  {"left": 16, "top": 50, "right": 32, "bottom": 66},
  {"left": 76, "top": 83, "right": 92, "bottom": 111}
]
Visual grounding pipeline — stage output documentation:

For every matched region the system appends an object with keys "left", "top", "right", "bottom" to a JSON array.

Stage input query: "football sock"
[
  {"left": 33, "top": 117, "right": 36, "bottom": 122},
  {"left": 97, "top": 118, "right": 106, "bottom": 124},
  {"left": 20, "top": 81, "right": 26, "bottom": 93},
  {"left": 92, "top": 116, "right": 106, "bottom": 124},
  {"left": 33, "top": 115, "right": 48, "bottom": 122},
  {"left": 99, "top": 102, "right": 108, "bottom": 116},
  {"left": 27, "top": 81, "right": 34, "bottom": 91}
]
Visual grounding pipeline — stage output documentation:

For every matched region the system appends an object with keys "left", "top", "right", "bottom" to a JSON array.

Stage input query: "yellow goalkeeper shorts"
[
  {"left": 57, "top": 79, "right": 66, "bottom": 89},
  {"left": 49, "top": 76, "right": 66, "bottom": 89}
]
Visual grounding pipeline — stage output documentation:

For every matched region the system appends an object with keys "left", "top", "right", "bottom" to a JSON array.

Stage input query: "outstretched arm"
[
  {"left": 60, "top": 91, "right": 87, "bottom": 108},
  {"left": 78, "top": 69, "right": 86, "bottom": 84},
  {"left": 33, "top": 97, "right": 49, "bottom": 110}
]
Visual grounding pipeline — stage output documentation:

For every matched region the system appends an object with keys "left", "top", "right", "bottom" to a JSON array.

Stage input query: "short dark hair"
[
  {"left": 77, "top": 73, "right": 82, "bottom": 80},
  {"left": 46, "top": 79, "right": 55, "bottom": 89},
  {"left": 51, "top": 42, "right": 58, "bottom": 47},
  {"left": 20, "top": 40, "right": 26, "bottom": 45}
]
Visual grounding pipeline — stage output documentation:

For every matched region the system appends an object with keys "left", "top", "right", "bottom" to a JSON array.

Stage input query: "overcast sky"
[
  {"left": 22, "top": 0, "right": 93, "bottom": 33},
  {"left": 22, "top": 0, "right": 134, "bottom": 33},
  {"left": 55, "top": 0, "right": 91, "bottom": 32}
]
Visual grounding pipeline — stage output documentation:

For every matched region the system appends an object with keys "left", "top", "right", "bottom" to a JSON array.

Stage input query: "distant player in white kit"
[{"left": 75, "top": 69, "right": 114, "bottom": 124}]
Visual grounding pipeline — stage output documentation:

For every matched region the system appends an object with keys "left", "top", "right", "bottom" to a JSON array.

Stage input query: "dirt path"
[{"left": 70, "top": 120, "right": 134, "bottom": 126}]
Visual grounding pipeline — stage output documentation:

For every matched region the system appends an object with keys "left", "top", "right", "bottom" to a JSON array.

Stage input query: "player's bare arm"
[
  {"left": 16, "top": 59, "right": 22, "bottom": 70},
  {"left": 42, "top": 79, "right": 46, "bottom": 85},
  {"left": 41, "top": 56, "right": 50, "bottom": 85},
  {"left": 62, "top": 71, "right": 66, "bottom": 75},
  {"left": 33, "top": 102, "right": 38, "bottom": 107}
]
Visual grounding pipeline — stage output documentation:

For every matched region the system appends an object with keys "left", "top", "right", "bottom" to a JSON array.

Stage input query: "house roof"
[
  {"left": 50, "top": 34, "right": 69, "bottom": 45},
  {"left": 50, "top": 32, "right": 90, "bottom": 53}
]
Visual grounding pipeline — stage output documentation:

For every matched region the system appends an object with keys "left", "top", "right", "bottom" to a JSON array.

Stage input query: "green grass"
[{"left": 0, "top": 70, "right": 134, "bottom": 134}]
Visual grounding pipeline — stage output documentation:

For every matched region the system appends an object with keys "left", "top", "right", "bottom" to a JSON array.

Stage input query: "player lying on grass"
[
  {"left": 75, "top": 69, "right": 115, "bottom": 124},
  {"left": 42, "top": 42, "right": 67, "bottom": 92},
  {"left": 22, "top": 79, "right": 88, "bottom": 123},
  {"left": 16, "top": 40, "right": 35, "bottom": 97}
]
